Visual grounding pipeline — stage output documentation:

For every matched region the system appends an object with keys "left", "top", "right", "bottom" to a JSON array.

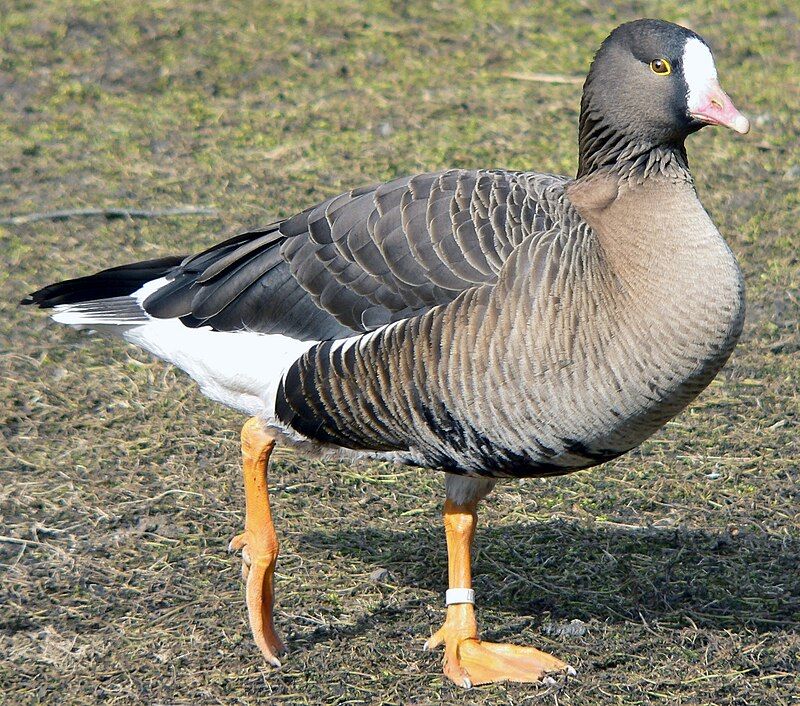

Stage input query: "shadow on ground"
[{"left": 297, "top": 520, "right": 799, "bottom": 647}]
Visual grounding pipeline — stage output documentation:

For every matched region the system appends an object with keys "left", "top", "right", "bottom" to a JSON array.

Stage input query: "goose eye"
[{"left": 650, "top": 58, "right": 672, "bottom": 75}]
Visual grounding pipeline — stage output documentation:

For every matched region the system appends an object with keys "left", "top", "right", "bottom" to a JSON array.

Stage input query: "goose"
[{"left": 24, "top": 19, "right": 749, "bottom": 688}]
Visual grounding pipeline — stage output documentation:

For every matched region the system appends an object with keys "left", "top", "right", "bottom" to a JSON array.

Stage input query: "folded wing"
[{"left": 143, "top": 169, "right": 565, "bottom": 341}]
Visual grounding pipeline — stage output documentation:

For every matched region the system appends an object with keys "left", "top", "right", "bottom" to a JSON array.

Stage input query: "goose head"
[{"left": 577, "top": 19, "right": 749, "bottom": 177}]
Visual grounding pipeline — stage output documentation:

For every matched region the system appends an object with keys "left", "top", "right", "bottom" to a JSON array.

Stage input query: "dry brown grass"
[{"left": 2, "top": 1, "right": 798, "bottom": 703}]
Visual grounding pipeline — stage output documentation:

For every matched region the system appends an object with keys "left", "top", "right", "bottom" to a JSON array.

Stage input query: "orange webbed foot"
[
  {"left": 229, "top": 530, "right": 285, "bottom": 666},
  {"left": 424, "top": 605, "right": 573, "bottom": 688}
]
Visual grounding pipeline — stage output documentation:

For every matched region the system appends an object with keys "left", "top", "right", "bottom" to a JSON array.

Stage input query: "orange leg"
[
  {"left": 424, "top": 498, "right": 572, "bottom": 688},
  {"left": 228, "top": 417, "right": 286, "bottom": 666}
]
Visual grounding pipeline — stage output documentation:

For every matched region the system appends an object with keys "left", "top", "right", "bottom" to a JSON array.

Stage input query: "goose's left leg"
[
  {"left": 228, "top": 417, "right": 286, "bottom": 666},
  {"left": 424, "top": 475, "right": 572, "bottom": 688}
]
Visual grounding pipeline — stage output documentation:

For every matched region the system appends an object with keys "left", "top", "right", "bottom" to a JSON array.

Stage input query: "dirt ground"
[{"left": 2, "top": 1, "right": 798, "bottom": 704}]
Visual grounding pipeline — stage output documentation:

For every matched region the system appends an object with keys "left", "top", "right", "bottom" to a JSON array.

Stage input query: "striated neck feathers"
[
  {"left": 576, "top": 98, "right": 691, "bottom": 181},
  {"left": 576, "top": 80, "right": 693, "bottom": 182}
]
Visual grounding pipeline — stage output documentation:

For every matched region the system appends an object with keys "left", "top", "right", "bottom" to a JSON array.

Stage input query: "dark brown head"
[{"left": 577, "top": 19, "right": 749, "bottom": 178}]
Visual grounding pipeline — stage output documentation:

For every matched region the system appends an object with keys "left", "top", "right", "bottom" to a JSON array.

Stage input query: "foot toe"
[
  {"left": 453, "top": 639, "right": 570, "bottom": 686},
  {"left": 228, "top": 532, "right": 247, "bottom": 552},
  {"left": 424, "top": 627, "right": 446, "bottom": 652},
  {"left": 263, "top": 653, "right": 282, "bottom": 668},
  {"left": 253, "top": 627, "right": 286, "bottom": 666}
]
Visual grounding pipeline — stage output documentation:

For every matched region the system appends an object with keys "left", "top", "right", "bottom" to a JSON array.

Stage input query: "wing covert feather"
[{"left": 143, "top": 169, "right": 567, "bottom": 340}]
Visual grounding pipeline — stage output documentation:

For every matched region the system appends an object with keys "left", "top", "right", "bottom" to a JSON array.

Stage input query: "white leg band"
[{"left": 445, "top": 588, "right": 475, "bottom": 606}]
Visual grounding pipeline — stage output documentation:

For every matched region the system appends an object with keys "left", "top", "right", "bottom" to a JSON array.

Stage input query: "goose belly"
[{"left": 392, "top": 316, "right": 745, "bottom": 477}]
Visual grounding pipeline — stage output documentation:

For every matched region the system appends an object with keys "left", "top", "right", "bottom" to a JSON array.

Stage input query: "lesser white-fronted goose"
[{"left": 25, "top": 19, "right": 749, "bottom": 687}]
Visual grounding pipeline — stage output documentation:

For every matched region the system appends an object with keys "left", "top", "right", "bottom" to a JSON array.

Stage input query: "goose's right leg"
[{"left": 424, "top": 490, "right": 573, "bottom": 688}]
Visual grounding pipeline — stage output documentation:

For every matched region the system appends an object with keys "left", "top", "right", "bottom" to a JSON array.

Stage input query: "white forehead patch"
[{"left": 683, "top": 37, "right": 718, "bottom": 111}]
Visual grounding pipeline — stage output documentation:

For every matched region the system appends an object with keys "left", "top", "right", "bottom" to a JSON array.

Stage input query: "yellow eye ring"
[{"left": 650, "top": 58, "right": 672, "bottom": 75}]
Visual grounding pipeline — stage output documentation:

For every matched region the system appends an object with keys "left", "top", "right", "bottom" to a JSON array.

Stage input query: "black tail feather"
[{"left": 22, "top": 256, "right": 186, "bottom": 308}]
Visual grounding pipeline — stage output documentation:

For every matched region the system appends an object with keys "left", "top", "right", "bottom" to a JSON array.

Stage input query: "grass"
[{"left": 1, "top": 0, "right": 799, "bottom": 703}]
